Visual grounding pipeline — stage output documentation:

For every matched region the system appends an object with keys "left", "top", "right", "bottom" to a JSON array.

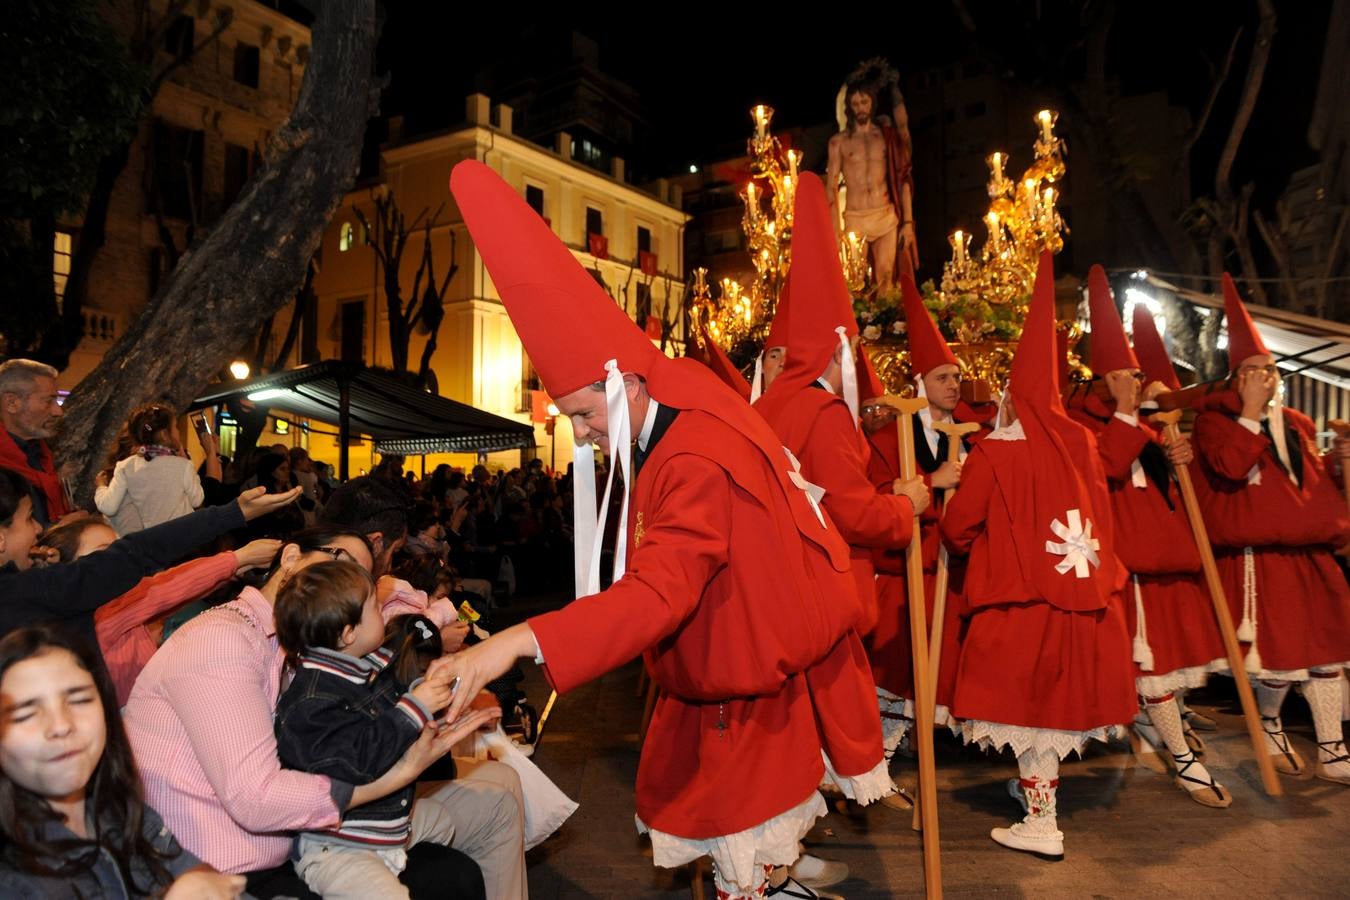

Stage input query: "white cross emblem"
[{"left": 1045, "top": 508, "right": 1101, "bottom": 578}]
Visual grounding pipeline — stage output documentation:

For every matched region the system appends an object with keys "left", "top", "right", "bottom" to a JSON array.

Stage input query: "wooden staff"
[
  {"left": 927, "top": 421, "right": 980, "bottom": 691},
  {"left": 879, "top": 394, "right": 943, "bottom": 899},
  {"left": 1149, "top": 409, "right": 1281, "bottom": 796},
  {"left": 1330, "top": 420, "right": 1350, "bottom": 520}
]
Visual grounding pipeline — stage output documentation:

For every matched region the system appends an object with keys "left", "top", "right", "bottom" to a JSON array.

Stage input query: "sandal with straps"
[
  {"left": 1262, "top": 715, "right": 1307, "bottom": 776},
  {"left": 1315, "top": 739, "right": 1350, "bottom": 786},
  {"left": 1172, "top": 752, "right": 1232, "bottom": 808}
]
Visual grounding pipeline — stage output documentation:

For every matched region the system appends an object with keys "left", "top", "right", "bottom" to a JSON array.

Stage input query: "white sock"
[
  {"left": 712, "top": 862, "right": 770, "bottom": 898},
  {"left": 1305, "top": 669, "right": 1349, "bottom": 768},
  {"left": 1015, "top": 747, "right": 1061, "bottom": 834},
  {"left": 1144, "top": 694, "right": 1217, "bottom": 791},
  {"left": 1256, "top": 679, "right": 1290, "bottom": 730}
]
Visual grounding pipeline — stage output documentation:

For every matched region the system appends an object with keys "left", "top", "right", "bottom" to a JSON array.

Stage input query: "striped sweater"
[{"left": 274, "top": 645, "right": 434, "bottom": 848}]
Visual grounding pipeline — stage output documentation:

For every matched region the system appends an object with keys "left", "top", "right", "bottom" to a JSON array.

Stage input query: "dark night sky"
[{"left": 372, "top": 2, "right": 1331, "bottom": 216}]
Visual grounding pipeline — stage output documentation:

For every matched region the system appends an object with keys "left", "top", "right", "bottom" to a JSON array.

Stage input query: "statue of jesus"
[{"left": 826, "top": 59, "right": 917, "bottom": 291}]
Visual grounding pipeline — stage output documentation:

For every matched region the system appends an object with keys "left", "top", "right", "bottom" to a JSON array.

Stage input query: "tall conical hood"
[
  {"left": 900, "top": 257, "right": 958, "bottom": 378},
  {"left": 993, "top": 250, "right": 1122, "bottom": 613},
  {"left": 699, "top": 326, "right": 751, "bottom": 401},
  {"left": 757, "top": 171, "right": 859, "bottom": 420},
  {"left": 449, "top": 160, "right": 661, "bottom": 397},
  {"left": 1131, "top": 304, "right": 1181, "bottom": 391},
  {"left": 1009, "top": 252, "right": 1064, "bottom": 412},
  {"left": 1086, "top": 265, "right": 1140, "bottom": 375},
  {"left": 1222, "top": 273, "right": 1269, "bottom": 369},
  {"left": 856, "top": 342, "right": 886, "bottom": 402}
]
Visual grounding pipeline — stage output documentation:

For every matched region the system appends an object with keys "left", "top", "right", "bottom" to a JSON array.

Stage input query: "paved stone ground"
[{"left": 495, "top": 595, "right": 1350, "bottom": 899}]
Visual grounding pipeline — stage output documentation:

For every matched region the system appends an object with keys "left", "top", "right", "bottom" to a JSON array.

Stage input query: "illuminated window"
[
  {"left": 339, "top": 222, "right": 354, "bottom": 252},
  {"left": 53, "top": 231, "right": 73, "bottom": 302}
]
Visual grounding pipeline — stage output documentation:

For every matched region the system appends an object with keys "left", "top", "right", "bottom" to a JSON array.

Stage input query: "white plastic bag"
[{"left": 473, "top": 726, "right": 576, "bottom": 850}]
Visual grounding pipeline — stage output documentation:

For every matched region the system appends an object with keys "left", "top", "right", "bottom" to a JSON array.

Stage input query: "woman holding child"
[{"left": 122, "top": 526, "right": 527, "bottom": 898}]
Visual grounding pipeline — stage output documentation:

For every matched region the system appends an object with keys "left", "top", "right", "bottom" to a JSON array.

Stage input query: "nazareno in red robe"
[
  {"left": 864, "top": 415, "right": 967, "bottom": 718},
  {"left": 754, "top": 386, "right": 903, "bottom": 785},
  {"left": 530, "top": 407, "right": 866, "bottom": 839},
  {"left": 1068, "top": 396, "right": 1225, "bottom": 692},
  {"left": 941, "top": 433, "right": 1137, "bottom": 735},
  {"left": 1191, "top": 391, "right": 1350, "bottom": 675}
]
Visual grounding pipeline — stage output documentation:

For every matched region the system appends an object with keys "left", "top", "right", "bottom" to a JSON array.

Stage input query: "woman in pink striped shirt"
[
  {"left": 36, "top": 518, "right": 282, "bottom": 707},
  {"left": 121, "top": 526, "right": 523, "bottom": 896}
]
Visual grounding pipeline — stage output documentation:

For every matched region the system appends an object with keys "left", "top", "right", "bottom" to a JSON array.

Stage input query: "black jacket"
[
  {"left": 274, "top": 646, "right": 433, "bottom": 849},
  {"left": 0, "top": 502, "right": 245, "bottom": 661}
]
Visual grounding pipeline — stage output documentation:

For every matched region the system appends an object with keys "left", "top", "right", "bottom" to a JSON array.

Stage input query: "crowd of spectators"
[{"left": 0, "top": 357, "right": 578, "bottom": 899}]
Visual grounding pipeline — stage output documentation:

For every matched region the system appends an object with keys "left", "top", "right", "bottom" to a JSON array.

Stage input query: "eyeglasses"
[
  {"left": 315, "top": 545, "right": 357, "bottom": 562},
  {"left": 1237, "top": 364, "right": 1279, "bottom": 376}
]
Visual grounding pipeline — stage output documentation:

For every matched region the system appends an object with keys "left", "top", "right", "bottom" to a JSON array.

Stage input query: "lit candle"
[
  {"left": 951, "top": 230, "right": 967, "bottom": 266},
  {"left": 788, "top": 150, "right": 800, "bottom": 180},
  {"left": 985, "top": 211, "right": 1001, "bottom": 246},
  {"left": 744, "top": 182, "right": 758, "bottom": 220},
  {"left": 989, "top": 152, "right": 1005, "bottom": 182},
  {"left": 1036, "top": 109, "right": 1055, "bottom": 143},
  {"left": 752, "top": 105, "right": 773, "bottom": 139}
]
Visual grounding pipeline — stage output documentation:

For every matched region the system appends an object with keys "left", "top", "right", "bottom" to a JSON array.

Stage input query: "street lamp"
[
  {"left": 229, "top": 360, "right": 250, "bottom": 380},
  {"left": 546, "top": 403, "right": 560, "bottom": 472}
]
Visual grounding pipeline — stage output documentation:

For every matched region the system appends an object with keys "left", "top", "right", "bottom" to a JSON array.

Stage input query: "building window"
[
  {"left": 519, "top": 353, "right": 542, "bottom": 413},
  {"left": 149, "top": 120, "right": 203, "bottom": 221},
  {"left": 164, "top": 15, "right": 194, "bottom": 61},
  {"left": 53, "top": 231, "right": 73, "bottom": 303},
  {"left": 340, "top": 299, "right": 365, "bottom": 363},
  {"left": 223, "top": 143, "right": 253, "bottom": 207},
  {"left": 233, "top": 43, "right": 260, "bottom": 88},
  {"left": 636, "top": 225, "right": 652, "bottom": 255},
  {"left": 585, "top": 206, "right": 603, "bottom": 238},
  {"left": 525, "top": 185, "right": 545, "bottom": 217},
  {"left": 339, "top": 222, "right": 354, "bottom": 252}
]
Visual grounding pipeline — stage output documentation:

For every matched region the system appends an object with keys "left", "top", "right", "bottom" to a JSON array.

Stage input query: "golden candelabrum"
[
  {"left": 690, "top": 105, "right": 798, "bottom": 352},
  {"left": 866, "top": 109, "right": 1074, "bottom": 399}
]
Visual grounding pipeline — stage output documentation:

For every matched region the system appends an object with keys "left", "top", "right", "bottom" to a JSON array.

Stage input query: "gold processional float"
[{"left": 687, "top": 104, "right": 1089, "bottom": 401}]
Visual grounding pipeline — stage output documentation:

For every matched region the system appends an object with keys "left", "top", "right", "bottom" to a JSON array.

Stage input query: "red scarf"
[{"left": 0, "top": 429, "right": 70, "bottom": 521}]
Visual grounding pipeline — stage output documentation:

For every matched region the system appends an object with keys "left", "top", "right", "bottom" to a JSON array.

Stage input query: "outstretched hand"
[
  {"left": 438, "top": 623, "right": 538, "bottom": 724},
  {"left": 235, "top": 485, "right": 303, "bottom": 521}
]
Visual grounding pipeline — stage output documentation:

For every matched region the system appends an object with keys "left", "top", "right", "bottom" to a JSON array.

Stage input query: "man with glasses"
[
  {"left": 1067, "top": 266, "right": 1232, "bottom": 809},
  {"left": 1191, "top": 274, "right": 1350, "bottom": 786}
]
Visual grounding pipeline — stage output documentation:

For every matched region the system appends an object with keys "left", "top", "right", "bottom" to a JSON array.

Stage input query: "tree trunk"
[{"left": 55, "top": 0, "right": 380, "bottom": 506}]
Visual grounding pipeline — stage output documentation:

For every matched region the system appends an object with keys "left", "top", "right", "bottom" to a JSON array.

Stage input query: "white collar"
[
  {"left": 636, "top": 400, "right": 661, "bottom": 452},
  {"left": 815, "top": 377, "right": 835, "bottom": 394}
]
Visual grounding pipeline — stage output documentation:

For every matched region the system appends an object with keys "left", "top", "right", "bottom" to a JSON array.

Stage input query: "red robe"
[
  {"left": 1068, "top": 398, "right": 1224, "bottom": 684},
  {"left": 942, "top": 436, "right": 1136, "bottom": 731},
  {"left": 529, "top": 409, "right": 860, "bottom": 839},
  {"left": 759, "top": 388, "right": 913, "bottom": 636},
  {"left": 1191, "top": 392, "right": 1350, "bottom": 672}
]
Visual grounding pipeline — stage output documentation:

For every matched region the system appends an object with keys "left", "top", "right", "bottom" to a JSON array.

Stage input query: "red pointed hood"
[
  {"left": 757, "top": 171, "right": 858, "bottom": 417},
  {"left": 856, "top": 342, "right": 886, "bottom": 401},
  {"left": 699, "top": 326, "right": 752, "bottom": 401},
  {"left": 990, "top": 251, "right": 1122, "bottom": 613},
  {"left": 900, "top": 257, "right": 958, "bottom": 378},
  {"left": 450, "top": 159, "right": 850, "bottom": 573},
  {"left": 764, "top": 278, "right": 793, "bottom": 350},
  {"left": 1222, "top": 273, "right": 1269, "bottom": 369},
  {"left": 1086, "top": 265, "right": 1140, "bottom": 375},
  {"left": 1131, "top": 303, "right": 1181, "bottom": 391}
]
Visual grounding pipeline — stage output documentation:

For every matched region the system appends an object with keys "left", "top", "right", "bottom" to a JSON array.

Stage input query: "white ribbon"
[
  {"left": 1045, "top": 508, "right": 1101, "bottom": 578},
  {"left": 1130, "top": 458, "right": 1147, "bottom": 489},
  {"left": 750, "top": 352, "right": 765, "bottom": 403},
  {"left": 783, "top": 447, "right": 827, "bottom": 527},
  {"left": 836, "top": 326, "right": 859, "bottom": 426},
  {"left": 571, "top": 360, "right": 634, "bottom": 598}
]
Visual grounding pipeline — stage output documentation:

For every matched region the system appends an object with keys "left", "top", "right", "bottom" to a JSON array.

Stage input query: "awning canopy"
[
  {"left": 1133, "top": 272, "right": 1350, "bottom": 389},
  {"left": 190, "top": 361, "right": 536, "bottom": 460}
]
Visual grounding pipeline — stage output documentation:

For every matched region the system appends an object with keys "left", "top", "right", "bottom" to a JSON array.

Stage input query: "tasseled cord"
[{"left": 1239, "top": 546, "right": 1262, "bottom": 672}]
